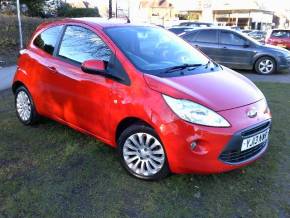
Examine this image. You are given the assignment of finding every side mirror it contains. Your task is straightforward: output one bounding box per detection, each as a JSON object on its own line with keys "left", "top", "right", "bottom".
{"left": 243, "top": 41, "right": 251, "bottom": 48}
{"left": 81, "top": 60, "right": 107, "bottom": 75}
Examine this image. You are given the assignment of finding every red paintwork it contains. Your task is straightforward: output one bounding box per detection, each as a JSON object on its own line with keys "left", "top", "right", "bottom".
{"left": 82, "top": 60, "right": 106, "bottom": 72}
{"left": 13, "top": 19, "right": 272, "bottom": 174}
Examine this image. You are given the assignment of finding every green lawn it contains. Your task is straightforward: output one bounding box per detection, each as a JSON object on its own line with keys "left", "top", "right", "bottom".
{"left": 0, "top": 83, "right": 289, "bottom": 217}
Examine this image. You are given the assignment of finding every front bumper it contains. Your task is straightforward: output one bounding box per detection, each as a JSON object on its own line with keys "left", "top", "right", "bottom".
{"left": 154, "top": 99, "right": 272, "bottom": 174}
{"left": 277, "top": 56, "right": 290, "bottom": 73}
{"left": 219, "top": 120, "right": 271, "bottom": 165}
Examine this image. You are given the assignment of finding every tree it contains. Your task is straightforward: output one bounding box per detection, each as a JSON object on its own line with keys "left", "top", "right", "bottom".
{"left": 20, "top": 0, "right": 47, "bottom": 16}
{"left": 0, "top": 0, "right": 60, "bottom": 16}
{"left": 57, "top": 2, "right": 100, "bottom": 18}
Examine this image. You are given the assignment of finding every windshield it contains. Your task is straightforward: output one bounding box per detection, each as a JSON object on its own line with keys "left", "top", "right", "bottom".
{"left": 105, "top": 26, "right": 209, "bottom": 74}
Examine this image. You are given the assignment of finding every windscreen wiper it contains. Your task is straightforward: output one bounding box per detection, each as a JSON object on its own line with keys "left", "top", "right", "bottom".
{"left": 163, "top": 63, "right": 203, "bottom": 74}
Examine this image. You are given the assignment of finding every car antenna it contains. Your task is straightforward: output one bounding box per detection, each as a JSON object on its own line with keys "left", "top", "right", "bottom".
{"left": 125, "top": 16, "right": 131, "bottom": 23}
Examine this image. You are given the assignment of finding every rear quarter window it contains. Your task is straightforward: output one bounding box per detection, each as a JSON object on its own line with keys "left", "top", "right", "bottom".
{"left": 33, "top": 25, "right": 63, "bottom": 55}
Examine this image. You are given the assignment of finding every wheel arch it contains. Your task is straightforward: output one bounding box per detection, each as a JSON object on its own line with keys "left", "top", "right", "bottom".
{"left": 12, "top": 81, "right": 27, "bottom": 94}
{"left": 115, "top": 117, "right": 154, "bottom": 145}
{"left": 252, "top": 54, "right": 277, "bottom": 70}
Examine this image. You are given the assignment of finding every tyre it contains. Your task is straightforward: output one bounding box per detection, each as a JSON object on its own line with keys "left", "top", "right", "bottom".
{"left": 15, "top": 86, "right": 39, "bottom": 125}
{"left": 254, "top": 56, "right": 276, "bottom": 75}
{"left": 118, "top": 124, "right": 170, "bottom": 180}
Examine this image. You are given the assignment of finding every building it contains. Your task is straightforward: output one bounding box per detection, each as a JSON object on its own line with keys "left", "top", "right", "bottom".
{"left": 137, "top": 0, "right": 176, "bottom": 25}
{"left": 65, "top": 0, "right": 177, "bottom": 26}
{"left": 177, "top": 0, "right": 290, "bottom": 30}
{"left": 178, "top": 0, "right": 275, "bottom": 30}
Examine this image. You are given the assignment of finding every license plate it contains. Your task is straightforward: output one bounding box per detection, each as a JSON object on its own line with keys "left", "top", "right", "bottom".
{"left": 241, "top": 129, "right": 269, "bottom": 151}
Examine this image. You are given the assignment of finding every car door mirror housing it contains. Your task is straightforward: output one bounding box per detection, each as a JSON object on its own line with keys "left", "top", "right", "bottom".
{"left": 81, "top": 60, "right": 107, "bottom": 75}
{"left": 243, "top": 41, "right": 251, "bottom": 48}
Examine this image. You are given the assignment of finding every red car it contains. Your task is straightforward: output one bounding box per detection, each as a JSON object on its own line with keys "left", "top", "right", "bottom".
{"left": 266, "top": 29, "right": 290, "bottom": 49}
{"left": 13, "top": 18, "right": 272, "bottom": 180}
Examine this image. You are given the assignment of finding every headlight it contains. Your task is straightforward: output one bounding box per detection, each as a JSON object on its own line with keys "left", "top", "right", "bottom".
{"left": 163, "top": 95, "right": 230, "bottom": 127}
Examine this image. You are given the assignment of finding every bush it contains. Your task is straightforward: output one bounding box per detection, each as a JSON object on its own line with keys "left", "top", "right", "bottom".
{"left": 0, "top": 15, "right": 42, "bottom": 47}
{"left": 57, "top": 3, "right": 100, "bottom": 18}
{"left": 60, "top": 8, "right": 100, "bottom": 18}
{"left": 0, "top": 14, "right": 54, "bottom": 66}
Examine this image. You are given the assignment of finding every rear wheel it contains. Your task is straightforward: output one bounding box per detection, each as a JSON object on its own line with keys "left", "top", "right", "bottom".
{"left": 15, "top": 86, "right": 39, "bottom": 125}
{"left": 255, "top": 56, "right": 276, "bottom": 75}
{"left": 118, "top": 124, "right": 169, "bottom": 180}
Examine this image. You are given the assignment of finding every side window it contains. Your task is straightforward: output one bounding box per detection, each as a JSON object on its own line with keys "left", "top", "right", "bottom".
{"left": 58, "top": 26, "right": 112, "bottom": 63}
{"left": 195, "top": 30, "right": 218, "bottom": 43}
{"left": 220, "top": 31, "right": 246, "bottom": 46}
{"left": 33, "top": 25, "right": 63, "bottom": 55}
{"left": 182, "top": 31, "right": 198, "bottom": 42}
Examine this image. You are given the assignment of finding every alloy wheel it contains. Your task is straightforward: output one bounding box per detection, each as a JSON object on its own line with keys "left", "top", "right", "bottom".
{"left": 16, "top": 91, "right": 32, "bottom": 122}
{"left": 123, "top": 132, "right": 165, "bottom": 177}
{"left": 258, "top": 59, "right": 274, "bottom": 74}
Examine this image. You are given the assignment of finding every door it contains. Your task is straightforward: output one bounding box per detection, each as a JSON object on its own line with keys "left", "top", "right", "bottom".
{"left": 218, "top": 30, "right": 256, "bottom": 69}
{"left": 186, "top": 29, "right": 219, "bottom": 61}
{"left": 48, "top": 25, "right": 115, "bottom": 140}
{"left": 29, "top": 25, "right": 64, "bottom": 115}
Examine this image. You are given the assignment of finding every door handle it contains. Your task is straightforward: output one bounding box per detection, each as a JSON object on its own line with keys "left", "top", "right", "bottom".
{"left": 223, "top": 46, "right": 228, "bottom": 49}
{"left": 47, "top": 66, "right": 56, "bottom": 71}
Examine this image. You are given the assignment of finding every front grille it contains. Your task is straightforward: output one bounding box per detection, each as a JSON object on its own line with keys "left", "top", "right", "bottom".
{"left": 220, "top": 141, "right": 267, "bottom": 163}
{"left": 219, "top": 121, "right": 271, "bottom": 164}
{"left": 241, "top": 121, "right": 270, "bottom": 137}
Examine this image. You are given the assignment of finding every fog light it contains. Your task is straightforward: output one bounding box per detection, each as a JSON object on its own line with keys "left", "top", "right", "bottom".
{"left": 190, "top": 141, "right": 197, "bottom": 150}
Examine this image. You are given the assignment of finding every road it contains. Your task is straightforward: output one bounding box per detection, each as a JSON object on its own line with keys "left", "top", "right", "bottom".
{"left": 239, "top": 70, "right": 290, "bottom": 84}
{"left": 0, "top": 65, "right": 17, "bottom": 91}
{"left": 0, "top": 65, "right": 289, "bottom": 92}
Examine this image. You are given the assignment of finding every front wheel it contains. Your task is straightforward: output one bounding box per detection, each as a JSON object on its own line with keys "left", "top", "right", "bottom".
{"left": 254, "top": 56, "right": 276, "bottom": 75}
{"left": 118, "top": 124, "right": 170, "bottom": 180}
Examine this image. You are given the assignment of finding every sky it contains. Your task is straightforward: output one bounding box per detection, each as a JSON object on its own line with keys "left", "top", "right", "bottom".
{"left": 66, "top": 0, "right": 290, "bottom": 14}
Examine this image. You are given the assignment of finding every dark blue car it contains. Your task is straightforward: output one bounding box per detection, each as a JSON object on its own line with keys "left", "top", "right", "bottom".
{"left": 181, "top": 28, "right": 290, "bottom": 74}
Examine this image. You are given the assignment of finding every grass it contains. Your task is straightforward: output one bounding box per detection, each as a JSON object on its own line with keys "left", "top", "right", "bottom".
{"left": 0, "top": 82, "right": 289, "bottom": 217}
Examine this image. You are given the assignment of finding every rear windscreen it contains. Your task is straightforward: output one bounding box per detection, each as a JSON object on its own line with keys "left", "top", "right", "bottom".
{"left": 271, "top": 30, "right": 290, "bottom": 38}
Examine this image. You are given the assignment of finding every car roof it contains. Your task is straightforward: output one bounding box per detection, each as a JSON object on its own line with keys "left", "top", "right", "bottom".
{"left": 270, "top": 29, "right": 290, "bottom": 31}
{"left": 169, "top": 26, "right": 195, "bottom": 29}
{"left": 40, "top": 17, "right": 154, "bottom": 30}
{"left": 181, "top": 27, "right": 238, "bottom": 35}
{"left": 180, "top": 21, "right": 212, "bottom": 24}
{"left": 71, "top": 17, "right": 132, "bottom": 28}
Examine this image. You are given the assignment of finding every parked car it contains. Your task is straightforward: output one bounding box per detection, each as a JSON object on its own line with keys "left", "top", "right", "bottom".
{"left": 266, "top": 29, "right": 290, "bottom": 50}
{"left": 13, "top": 18, "right": 272, "bottom": 180}
{"left": 248, "top": 30, "right": 267, "bottom": 43}
{"left": 242, "top": 30, "right": 252, "bottom": 34}
{"left": 178, "top": 21, "right": 214, "bottom": 28}
{"left": 167, "top": 26, "right": 195, "bottom": 35}
{"left": 230, "top": 26, "right": 241, "bottom": 32}
{"left": 181, "top": 27, "right": 290, "bottom": 74}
